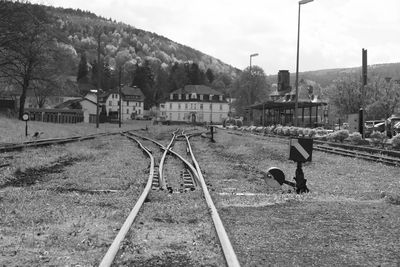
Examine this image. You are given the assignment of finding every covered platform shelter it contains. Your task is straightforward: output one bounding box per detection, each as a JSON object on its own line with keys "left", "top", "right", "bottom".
{"left": 245, "top": 97, "right": 328, "bottom": 127}
{"left": 244, "top": 70, "right": 329, "bottom": 127}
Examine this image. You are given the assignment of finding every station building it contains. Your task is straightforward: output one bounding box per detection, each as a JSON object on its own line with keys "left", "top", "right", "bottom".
{"left": 162, "top": 85, "right": 230, "bottom": 123}
{"left": 246, "top": 70, "right": 328, "bottom": 127}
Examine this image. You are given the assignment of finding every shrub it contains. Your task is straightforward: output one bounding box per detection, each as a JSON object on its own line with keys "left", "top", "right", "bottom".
{"left": 348, "top": 132, "right": 363, "bottom": 145}
{"left": 274, "top": 126, "right": 283, "bottom": 135}
{"left": 390, "top": 134, "right": 400, "bottom": 149}
{"left": 370, "top": 131, "right": 387, "bottom": 147}
{"left": 289, "top": 127, "right": 299, "bottom": 136}
{"left": 282, "top": 127, "right": 290, "bottom": 136}
{"left": 327, "top": 130, "right": 349, "bottom": 142}
{"left": 308, "top": 129, "right": 316, "bottom": 138}
{"left": 334, "top": 130, "right": 350, "bottom": 142}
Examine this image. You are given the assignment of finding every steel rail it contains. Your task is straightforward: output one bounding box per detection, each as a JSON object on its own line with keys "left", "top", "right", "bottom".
{"left": 0, "top": 132, "right": 115, "bottom": 153}
{"left": 314, "top": 144, "right": 400, "bottom": 166}
{"left": 224, "top": 129, "right": 400, "bottom": 167}
{"left": 99, "top": 134, "right": 155, "bottom": 267}
{"left": 126, "top": 131, "right": 200, "bottom": 187}
{"left": 158, "top": 130, "right": 179, "bottom": 190}
{"left": 184, "top": 134, "right": 241, "bottom": 267}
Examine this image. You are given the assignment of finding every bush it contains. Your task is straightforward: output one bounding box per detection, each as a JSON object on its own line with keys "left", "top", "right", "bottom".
{"left": 370, "top": 131, "right": 387, "bottom": 147}
{"left": 289, "top": 127, "right": 299, "bottom": 136}
{"left": 308, "top": 129, "right": 316, "bottom": 138}
{"left": 274, "top": 126, "right": 283, "bottom": 135}
{"left": 335, "top": 130, "right": 350, "bottom": 142}
{"left": 348, "top": 132, "right": 363, "bottom": 145}
{"left": 327, "top": 130, "right": 349, "bottom": 142}
{"left": 390, "top": 134, "right": 400, "bottom": 149}
{"left": 282, "top": 127, "right": 290, "bottom": 136}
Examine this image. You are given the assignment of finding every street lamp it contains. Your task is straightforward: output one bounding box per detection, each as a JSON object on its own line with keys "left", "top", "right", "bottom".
{"left": 294, "top": 0, "right": 313, "bottom": 127}
{"left": 249, "top": 53, "right": 259, "bottom": 106}
{"left": 249, "top": 53, "right": 259, "bottom": 75}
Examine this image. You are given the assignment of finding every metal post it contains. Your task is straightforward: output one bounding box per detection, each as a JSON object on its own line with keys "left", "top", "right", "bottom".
{"left": 96, "top": 32, "right": 101, "bottom": 129}
{"left": 294, "top": 4, "right": 301, "bottom": 127}
{"left": 119, "top": 68, "right": 122, "bottom": 128}
{"left": 294, "top": 0, "right": 313, "bottom": 127}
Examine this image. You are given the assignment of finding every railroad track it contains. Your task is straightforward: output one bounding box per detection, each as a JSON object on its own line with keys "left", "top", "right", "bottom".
{"left": 224, "top": 128, "right": 400, "bottom": 167}
{"left": 314, "top": 144, "right": 400, "bottom": 166}
{"left": 0, "top": 132, "right": 113, "bottom": 153}
{"left": 100, "top": 130, "right": 240, "bottom": 267}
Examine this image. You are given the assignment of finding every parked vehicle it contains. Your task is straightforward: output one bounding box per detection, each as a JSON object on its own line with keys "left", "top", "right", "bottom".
{"left": 364, "top": 120, "right": 385, "bottom": 138}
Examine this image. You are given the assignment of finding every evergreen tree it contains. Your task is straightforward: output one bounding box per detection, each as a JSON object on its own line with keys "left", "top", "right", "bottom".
{"left": 206, "top": 68, "right": 215, "bottom": 84}
{"left": 77, "top": 52, "right": 88, "bottom": 82}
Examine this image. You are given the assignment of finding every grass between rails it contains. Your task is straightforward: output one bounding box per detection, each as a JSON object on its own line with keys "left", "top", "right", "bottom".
{"left": 191, "top": 130, "right": 400, "bottom": 266}
{"left": 0, "top": 135, "right": 149, "bottom": 266}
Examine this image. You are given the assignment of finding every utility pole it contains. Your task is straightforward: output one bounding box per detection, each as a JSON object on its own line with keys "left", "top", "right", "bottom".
{"left": 359, "top": 48, "right": 367, "bottom": 137}
{"left": 96, "top": 31, "right": 101, "bottom": 128}
{"left": 119, "top": 67, "right": 122, "bottom": 128}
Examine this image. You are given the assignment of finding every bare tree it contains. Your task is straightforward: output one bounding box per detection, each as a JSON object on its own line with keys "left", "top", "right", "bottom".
{"left": 0, "top": 2, "right": 71, "bottom": 119}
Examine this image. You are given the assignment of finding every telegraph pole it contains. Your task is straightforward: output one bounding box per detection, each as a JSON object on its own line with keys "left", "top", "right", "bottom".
{"left": 359, "top": 48, "right": 367, "bottom": 137}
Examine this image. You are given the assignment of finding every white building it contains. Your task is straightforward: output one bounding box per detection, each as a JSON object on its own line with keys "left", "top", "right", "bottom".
{"left": 104, "top": 85, "right": 145, "bottom": 120}
{"left": 162, "top": 85, "right": 229, "bottom": 123}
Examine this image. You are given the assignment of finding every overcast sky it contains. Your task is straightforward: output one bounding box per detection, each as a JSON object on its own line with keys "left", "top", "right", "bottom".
{"left": 36, "top": 0, "right": 400, "bottom": 75}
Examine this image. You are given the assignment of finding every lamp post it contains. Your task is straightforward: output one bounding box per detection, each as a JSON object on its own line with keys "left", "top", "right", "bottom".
{"left": 294, "top": 0, "right": 313, "bottom": 127}
{"left": 249, "top": 53, "right": 259, "bottom": 105}
{"left": 249, "top": 53, "right": 259, "bottom": 75}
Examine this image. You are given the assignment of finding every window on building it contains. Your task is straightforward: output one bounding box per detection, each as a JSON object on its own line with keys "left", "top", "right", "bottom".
{"left": 200, "top": 104, "right": 203, "bottom": 109}
{"left": 178, "top": 103, "right": 181, "bottom": 109}
{"left": 109, "top": 101, "right": 112, "bottom": 106}
{"left": 220, "top": 104, "right": 222, "bottom": 110}
{"left": 138, "top": 109, "right": 141, "bottom": 114}
{"left": 210, "top": 104, "right": 212, "bottom": 110}
{"left": 127, "top": 101, "right": 129, "bottom": 106}
{"left": 185, "top": 103, "right": 188, "bottom": 109}
{"left": 170, "top": 103, "right": 172, "bottom": 109}
{"left": 112, "top": 94, "right": 114, "bottom": 99}
{"left": 169, "top": 113, "right": 172, "bottom": 119}
{"left": 127, "top": 108, "right": 129, "bottom": 114}
{"left": 178, "top": 113, "right": 181, "bottom": 120}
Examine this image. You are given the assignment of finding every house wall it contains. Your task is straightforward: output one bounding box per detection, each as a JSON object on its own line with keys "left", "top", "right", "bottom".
{"left": 105, "top": 93, "right": 144, "bottom": 120}
{"left": 80, "top": 99, "right": 97, "bottom": 123}
{"left": 163, "top": 101, "right": 229, "bottom": 123}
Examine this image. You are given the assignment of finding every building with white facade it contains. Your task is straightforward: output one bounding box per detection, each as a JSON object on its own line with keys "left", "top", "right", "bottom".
{"left": 104, "top": 85, "right": 144, "bottom": 120}
{"left": 162, "top": 85, "right": 229, "bottom": 123}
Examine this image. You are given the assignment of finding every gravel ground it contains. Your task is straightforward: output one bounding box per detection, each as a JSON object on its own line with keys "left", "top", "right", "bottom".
{"left": 191, "top": 129, "right": 400, "bottom": 266}
{"left": 0, "top": 135, "right": 149, "bottom": 266}
{"left": 1, "top": 125, "right": 399, "bottom": 266}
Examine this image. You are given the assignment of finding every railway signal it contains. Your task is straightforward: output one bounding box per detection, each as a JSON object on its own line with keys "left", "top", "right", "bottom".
{"left": 268, "top": 138, "right": 312, "bottom": 193}
{"left": 289, "top": 137, "right": 312, "bottom": 193}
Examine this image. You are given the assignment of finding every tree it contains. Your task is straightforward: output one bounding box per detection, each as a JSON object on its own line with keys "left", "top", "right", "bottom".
{"left": 365, "top": 77, "right": 400, "bottom": 120}
{"left": 0, "top": 2, "right": 70, "bottom": 119}
{"left": 168, "top": 62, "right": 189, "bottom": 92}
{"left": 231, "top": 66, "right": 270, "bottom": 115}
{"left": 326, "top": 75, "right": 363, "bottom": 117}
{"left": 132, "top": 61, "right": 154, "bottom": 109}
{"left": 206, "top": 68, "right": 215, "bottom": 84}
{"left": 77, "top": 52, "right": 89, "bottom": 82}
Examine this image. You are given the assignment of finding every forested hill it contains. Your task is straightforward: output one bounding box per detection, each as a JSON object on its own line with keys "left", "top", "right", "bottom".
{"left": 267, "top": 63, "right": 400, "bottom": 88}
{"left": 49, "top": 6, "right": 240, "bottom": 76}
{"left": 1, "top": 1, "right": 240, "bottom": 109}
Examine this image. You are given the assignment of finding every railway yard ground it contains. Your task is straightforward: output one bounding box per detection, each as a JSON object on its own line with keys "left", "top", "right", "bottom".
{"left": 0, "top": 117, "right": 399, "bottom": 266}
